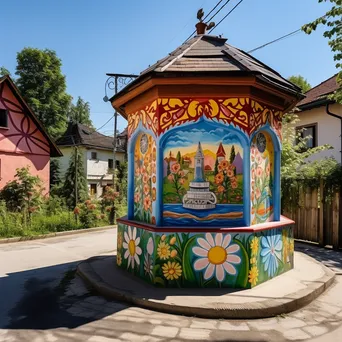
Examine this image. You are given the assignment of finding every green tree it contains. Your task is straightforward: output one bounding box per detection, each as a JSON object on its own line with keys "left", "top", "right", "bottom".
{"left": 302, "top": 1, "right": 342, "bottom": 103}
{"left": 288, "top": 75, "right": 312, "bottom": 93}
{"left": 15, "top": 48, "right": 72, "bottom": 138}
{"left": 229, "top": 145, "right": 236, "bottom": 164}
{"left": 214, "top": 158, "right": 219, "bottom": 175}
{"left": 0, "top": 66, "right": 10, "bottom": 77}
{"left": 63, "top": 147, "right": 88, "bottom": 209}
{"left": 176, "top": 151, "right": 182, "bottom": 164}
{"left": 68, "top": 96, "right": 93, "bottom": 127}
{"left": 50, "top": 158, "right": 61, "bottom": 188}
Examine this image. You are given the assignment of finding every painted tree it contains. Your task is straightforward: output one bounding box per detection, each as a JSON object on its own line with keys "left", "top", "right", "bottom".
{"left": 214, "top": 158, "right": 219, "bottom": 175}
{"left": 63, "top": 147, "right": 88, "bottom": 209}
{"left": 15, "top": 48, "right": 72, "bottom": 138}
{"left": 176, "top": 151, "right": 182, "bottom": 164}
{"left": 68, "top": 96, "right": 94, "bottom": 127}
{"left": 229, "top": 145, "right": 236, "bottom": 164}
{"left": 288, "top": 75, "right": 312, "bottom": 93}
{"left": 302, "top": 0, "right": 342, "bottom": 103}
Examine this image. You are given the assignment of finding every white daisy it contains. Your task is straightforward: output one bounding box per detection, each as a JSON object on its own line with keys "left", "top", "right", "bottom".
{"left": 123, "top": 226, "right": 142, "bottom": 269}
{"left": 192, "top": 233, "right": 241, "bottom": 282}
{"left": 147, "top": 236, "right": 154, "bottom": 255}
{"left": 144, "top": 254, "right": 154, "bottom": 279}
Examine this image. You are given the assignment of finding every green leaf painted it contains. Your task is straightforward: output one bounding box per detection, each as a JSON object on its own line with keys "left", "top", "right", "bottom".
{"left": 154, "top": 276, "right": 165, "bottom": 287}
{"left": 233, "top": 239, "right": 249, "bottom": 288}
{"left": 182, "top": 236, "right": 197, "bottom": 284}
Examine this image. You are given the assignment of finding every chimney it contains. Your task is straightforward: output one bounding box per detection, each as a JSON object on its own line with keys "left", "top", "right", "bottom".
{"left": 196, "top": 22, "right": 207, "bottom": 35}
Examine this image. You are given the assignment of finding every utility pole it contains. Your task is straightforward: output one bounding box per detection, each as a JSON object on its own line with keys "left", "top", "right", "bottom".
{"left": 71, "top": 134, "right": 78, "bottom": 207}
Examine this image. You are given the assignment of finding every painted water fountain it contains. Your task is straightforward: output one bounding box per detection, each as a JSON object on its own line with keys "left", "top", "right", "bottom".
{"left": 111, "top": 20, "right": 303, "bottom": 289}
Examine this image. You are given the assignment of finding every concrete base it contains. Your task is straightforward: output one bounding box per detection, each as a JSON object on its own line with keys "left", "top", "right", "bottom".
{"left": 77, "top": 251, "right": 335, "bottom": 319}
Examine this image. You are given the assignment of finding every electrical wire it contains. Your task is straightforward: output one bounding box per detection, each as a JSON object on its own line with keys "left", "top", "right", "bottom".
{"left": 247, "top": 28, "right": 302, "bottom": 54}
{"left": 208, "top": 0, "right": 244, "bottom": 34}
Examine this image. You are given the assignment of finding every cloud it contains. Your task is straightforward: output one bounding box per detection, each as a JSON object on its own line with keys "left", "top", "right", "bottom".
{"left": 222, "top": 132, "right": 241, "bottom": 144}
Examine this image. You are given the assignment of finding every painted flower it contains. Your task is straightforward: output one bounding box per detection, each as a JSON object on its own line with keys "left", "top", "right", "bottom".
{"left": 134, "top": 192, "right": 141, "bottom": 203}
{"left": 135, "top": 167, "right": 140, "bottom": 177}
{"left": 256, "top": 167, "right": 263, "bottom": 178}
{"left": 251, "top": 169, "right": 256, "bottom": 180}
{"left": 218, "top": 165, "right": 223, "bottom": 172}
{"left": 250, "top": 257, "right": 256, "bottom": 264}
{"left": 218, "top": 185, "right": 225, "bottom": 193}
{"left": 147, "top": 236, "right": 154, "bottom": 255}
{"left": 179, "top": 178, "right": 185, "bottom": 185}
{"left": 266, "top": 164, "right": 271, "bottom": 175}
{"left": 143, "top": 196, "right": 152, "bottom": 212}
{"left": 170, "top": 250, "right": 178, "bottom": 258}
{"left": 152, "top": 175, "right": 156, "bottom": 183}
{"left": 152, "top": 147, "right": 156, "bottom": 161}
{"left": 123, "top": 226, "right": 142, "bottom": 269}
{"left": 157, "top": 241, "right": 171, "bottom": 260}
{"left": 227, "top": 170, "right": 234, "bottom": 178}
{"left": 215, "top": 173, "right": 224, "bottom": 184}
{"left": 192, "top": 233, "right": 241, "bottom": 282}
{"left": 117, "top": 252, "right": 122, "bottom": 266}
{"left": 151, "top": 163, "right": 156, "bottom": 174}
{"left": 261, "top": 232, "right": 283, "bottom": 277}
{"left": 171, "top": 163, "right": 181, "bottom": 174}
{"left": 168, "top": 174, "right": 174, "bottom": 182}
{"left": 289, "top": 240, "right": 295, "bottom": 254}
{"left": 152, "top": 187, "right": 156, "bottom": 201}
{"left": 220, "top": 160, "right": 229, "bottom": 170}
{"left": 162, "top": 261, "right": 182, "bottom": 280}
{"left": 250, "top": 236, "right": 259, "bottom": 256}
{"left": 256, "top": 188, "right": 261, "bottom": 199}
{"left": 151, "top": 216, "right": 156, "bottom": 225}
{"left": 178, "top": 170, "right": 185, "bottom": 177}
{"left": 231, "top": 182, "right": 238, "bottom": 189}
{"left": 144, "top": 254, "right": 153, "bottom": 279}
{"left": 143, "top": 184, "right": 150, "bottom": 196}
{"left": 117, "top": 233, "right": 123, "bottom": 249}
{"left": 251, "top": 147, "right": 256, "bottom": 161}
{"left": 169, "top": 236, "right": 177, "bottom": 245}
{"left": 248, "top": 265, "right": 259, "bottom": 287}
{"left": 143, "top": 174, "right": 149, "bottom": 184}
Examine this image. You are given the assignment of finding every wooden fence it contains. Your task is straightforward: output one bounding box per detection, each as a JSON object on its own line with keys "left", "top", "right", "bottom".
{"left": 282, "top": 181, "right": 342, "bottom": 250}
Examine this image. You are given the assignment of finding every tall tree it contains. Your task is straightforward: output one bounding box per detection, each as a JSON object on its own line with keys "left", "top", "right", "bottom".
{"left": 214, "top": 158, "right": 219, "bottom": 175}
{"left": 0, "top": 66, "right": 10, "bottom": 77}
{"left": 50, "top": 158, "right": 61, "bottom": 188}
{"left": 69, "top": 96, "right": 93, "bottom": 127}
{"left": 15, "top": 48, "right": 72, "bottom": 138}
{"left": 302, "top": 0, "right": 342, "bottom": 103}
{"left": 229, "top": 145, "right": 236, "bottom": 164}
{"left": 288, "top": 75, "right": 312, "bottom": 93}
{"left": 63, "top": 147, "right": 88, "bottom": 209}
{"left": 176, "top": 151, "right": 182, "bottom": 164}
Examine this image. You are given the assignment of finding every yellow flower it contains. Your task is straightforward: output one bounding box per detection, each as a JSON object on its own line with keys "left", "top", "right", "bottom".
{"left": 170, "top": 236, "right": 177, "bottom": 245}
{"left": 117, "top": 234, "right": 123, "bottom": 249}
{"left": 157, "top": 241, "right": 171, "bottom": 260}
{"left": 170, "top": 250, "right": 178, "bottom": 258}
{"left": 117, "top": 253, "right": 122, "bottom": 266}
{"left": 248, "top": 265, "right": 259, "bottom": 287}
{"left": 162, "top": 261, "right": 182, "bottom": 280}
{"left": 250, "top": 257, "right": 256, "bottom": 265}
{"left": 161, "top": 234, "right": 167, "bottom": 241}
{"left": 250, "top": 237, "right": 259, "bottom": 256}
{"left": 289, "top": 240, "right": 294, "bottom": 253}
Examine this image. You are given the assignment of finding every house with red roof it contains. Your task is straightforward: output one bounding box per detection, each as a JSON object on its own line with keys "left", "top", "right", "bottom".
{"left": 295, "top": 74, "right": 341, "bottom": 163}
{"left": 216, "top": 142, "right": 226, "bottom": 162}
{"left": 0, "top": 76, "right": 61, "bottom": 192}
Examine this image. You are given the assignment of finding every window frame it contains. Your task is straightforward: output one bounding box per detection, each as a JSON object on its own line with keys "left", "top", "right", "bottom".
{"left": 296, "top": 123, "right": 318, "bottom": 150}
{"left": 108, "top": 158, "right": 114, "bottom": 170}
{"left": 90, "top": 183, "right": 97, "bottom": 196}
{"left": 90, "top": 151, "right": 98, "bottom": 160}
{"left": 0, "top": 109, "right": 8, "bottom": 129}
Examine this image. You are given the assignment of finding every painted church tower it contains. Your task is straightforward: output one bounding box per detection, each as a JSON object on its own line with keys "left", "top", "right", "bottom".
{"left": 194, "top": 142, "right": 205, "bottom": 182}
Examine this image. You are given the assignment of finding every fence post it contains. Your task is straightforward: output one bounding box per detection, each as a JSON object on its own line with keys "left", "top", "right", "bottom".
{"left": 332, "top": 191, "right": 340, "bottom": 250}
{"left": 319, "top": 180, "right": 324, "bottom": 246}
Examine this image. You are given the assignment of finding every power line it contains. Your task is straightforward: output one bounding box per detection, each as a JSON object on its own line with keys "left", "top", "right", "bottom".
{"left": 247, "top": 28, "right": 302, "bottom": 54}
{"left": 208, "top": 0, "right": 244, "bottom": 34}
{"left": 94, "top": 115, "right": 114, "bottom": 132}
{"left": 184, "top": 0, "right": 232, "bottom": 42}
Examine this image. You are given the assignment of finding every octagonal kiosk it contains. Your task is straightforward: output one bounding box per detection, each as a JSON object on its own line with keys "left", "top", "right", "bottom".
{"left": 111, "top": 28, "right": 303, "bottom": 288}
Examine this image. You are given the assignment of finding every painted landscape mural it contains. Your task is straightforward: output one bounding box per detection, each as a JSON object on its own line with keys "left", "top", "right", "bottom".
{"left": 117, "top": 223, "right": 294, "bottom": 288}
{"left": 134, "top": 133, "right": 157, "bottom": 224}
{"left": 162, "top": 123, "right": 245, "bottom": 226}
{"left": 250, "top": 131, "right": 274, "bottom": 224}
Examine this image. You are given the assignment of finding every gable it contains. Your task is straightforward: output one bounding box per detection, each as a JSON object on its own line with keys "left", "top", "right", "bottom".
{"left": 0, "top": 82, "right": 51, "bottom": 155}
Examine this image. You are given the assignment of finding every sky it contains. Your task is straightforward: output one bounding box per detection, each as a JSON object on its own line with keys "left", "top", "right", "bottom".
{"left": 0, "top": 0, "right": 336, "bottom": 135}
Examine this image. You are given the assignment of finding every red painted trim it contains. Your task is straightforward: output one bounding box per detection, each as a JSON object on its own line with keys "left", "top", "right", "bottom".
{"left": 117, "top": 216, "right": 294, "bottom": 233}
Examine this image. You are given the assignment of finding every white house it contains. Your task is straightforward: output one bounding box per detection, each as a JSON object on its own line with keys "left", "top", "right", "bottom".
{"left": 57, "top": 122, "right": 127, "bottom": 198}
{"left": 294, "top": 74, "right": 342, "bottom": 164}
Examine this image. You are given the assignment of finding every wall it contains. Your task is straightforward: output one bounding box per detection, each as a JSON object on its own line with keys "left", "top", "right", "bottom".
{"left": 295, "top": 103, "right": 342, "bottom": 163}
{"left": 0, "top": 82, "right": 51, "bottom": 191}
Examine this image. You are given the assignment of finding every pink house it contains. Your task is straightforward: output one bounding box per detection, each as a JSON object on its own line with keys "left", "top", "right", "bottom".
{"left": 0, "top": 75, "right": 61, "bottom": 192}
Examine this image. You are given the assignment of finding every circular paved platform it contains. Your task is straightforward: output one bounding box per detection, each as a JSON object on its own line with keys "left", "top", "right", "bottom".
{"left": 77, "top": 251, "right": 335, "bottom": 319}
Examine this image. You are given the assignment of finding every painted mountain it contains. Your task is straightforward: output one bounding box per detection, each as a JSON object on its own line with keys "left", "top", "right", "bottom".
{"left": 183, "top": 149, "right": 216, "bottom": 169}
{"left": 232, "top": 152, "right": 243, "bottom": 174}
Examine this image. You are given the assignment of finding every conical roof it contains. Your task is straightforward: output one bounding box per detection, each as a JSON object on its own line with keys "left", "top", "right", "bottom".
{"left": 111, "top": 35, "right": 301, "bottom": 102}
{"left": 195, "top": 142, "right": 204, "bottom": 159}
{"left": 216, "top": 142, "right": 226, "bottom": 158}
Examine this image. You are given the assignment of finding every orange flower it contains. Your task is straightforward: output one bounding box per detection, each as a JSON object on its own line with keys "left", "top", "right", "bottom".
{"left": 144, "top": 196, "right": 152, "bottom": 212}
{"left": 151, "top": 162, "right": 156, "bottom": 174}
{"left": 227, "top": 170, "right": 234, "bottom": 178}
{"left": 215, "top": 173, "right": 224, "bottom": 184}
{"left": 171, "top": 163, "right": 181, "bottom": 174}
{"left": 152, "top": 175, "right": 156, "bottom": 183}
{"left": 178, "top": 170, "right": 185, "bottom": 177}
{"left": 256, "top": 167, "right": 263, "bottom": 178}
{"left": 231, "top": 176, "right": 237, "bottom": 183}
{"left": 251, "top": 180, "right": 255, "bottom": 189}
{"left": 143, "top": 174, "right": 149, "bottom": 184}
{"left": 73, "top": 207, "right": 80, "bottom": 215}
{"left": 251, "top": 169, "right": 255, "bottom": 180}
{"left": 231, "top": 182, "right": 238, "bottom": 189}
{"left": 152, "top": 147, "right": 156, "bottom": 161}
{"left": 220, "top": 160, "right": 229, "bottom": 170}
{"left": 266, "top": 164, "right": 271, "bottom": 175}
{"left": 151, "top": 216, "right": 156, "bottom": 224}
{"left": 135, "top": 167, "right": 140, "bottom": 176}
{"left": 144, "top": 184, "right": 150, "bottom": 196}
{"left": 152, "top": 187, "right": 156, "bottom": 201}
{"left": 134, "top": 193, "right": 141, "bottom": 203}
{"left": 218, "top": 185, "right": 225, "bottom": 193}
{"left": 179, "top": 178, "right": 185, "bottom": 185}
{"left": 168, "top": 174, "right": 174, "bottom": 182}
{"left": 141, "top": 166, "right": 146, "bottom": 175}
{"left": 251, "top": 147, "right": 256, "bottom": 161}
{"left": 218, "top": 165, "right": 223, "bottom": 172}
{"left": 256, "top": 188, "right": 261, "bottom": 199}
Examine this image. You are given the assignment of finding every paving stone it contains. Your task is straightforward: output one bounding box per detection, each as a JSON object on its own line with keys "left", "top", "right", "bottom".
{"left": 190, "top": 319, "right": 217, "bottom": 329}
{"left": 217, "top": 321, "right": 250, "bottom": 331}
{"left": 151, "top": 325, "right": 179, "bottom": 338}
{"left": 303, "top": 325, "right": 329, "bottom": 337}
{"left": 112, "top": 315, "right": 146, "bottom": 323}
{"left": 278, "top": 317, "right": 306, "bottom": 329}
{"left": 283, "top": 328, "right": 311, "bottom": 341}
{"left": 248, "top": 318, "right": 283, "bottom": 331}
{"left": 44, "top": 333, "right": 58, "bottom": 342}
{"left": 88, "top": 336, "right": 121, "bottom": 342}
{"left": 178, "top": 328, "right": 211, "bottom": 340}
{"left": 120, "top": 332, "right": 162, "bottom": 341}
{"left": 317, "top": 302, "right": 341, "bottom": 315}
{"left": 148, "top": 319, "right": 162, "bottom": 325}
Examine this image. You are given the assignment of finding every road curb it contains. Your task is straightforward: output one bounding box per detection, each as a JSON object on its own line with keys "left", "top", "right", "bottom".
{"left": 0, "top": 225, "right": 116, "bottom": 244}
{"left": 77, "top": 253, "right": 336, "bottom": 319}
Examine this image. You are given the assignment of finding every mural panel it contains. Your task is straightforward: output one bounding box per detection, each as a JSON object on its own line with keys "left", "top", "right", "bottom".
{"left": 134, "top": 133, "right": 157, "bottom": 224}
{"left": 250, "top": 131, "right": 274, "bottom": 225}
{"left": 162, "top": 122, "right": 244, "bottom": 226}
{"left": 117, "top": 223, "right": 294, "bottom": 288}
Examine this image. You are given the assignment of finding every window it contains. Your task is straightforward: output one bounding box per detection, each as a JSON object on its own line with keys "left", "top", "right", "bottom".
{"left": 108, "top": 159, "right": 114, "bottom": 169}
{"left": 90, "top": 184, "right": 97, "bottom": 196}
{"left": 0, "top": 109, "right": 8, "bottom": 128}
{"left": 296, "top": 124, "right": 317, "bottom": 149}
{"left": 116, "top": 160, "right": 120, "bottom": 168}
{"left": 91, "top": 152, "right": 97, "bottom": 160}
